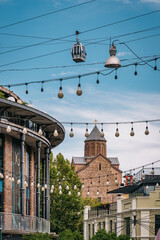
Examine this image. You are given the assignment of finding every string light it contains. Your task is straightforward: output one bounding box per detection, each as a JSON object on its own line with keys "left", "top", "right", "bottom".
{"left": 41, "top": 81, "right": 44, "bottom": 92}
{"left": 38, "top": 127, "right": 43, "bottom": 136}
{"left": 100, "top": 123, "right": 104, "bottom": 137}
{"left": 22, "top": 127, "right": 27, "bottom": 135}
{"left": 106, "top": 178, "right": 109, "bottom": 186}
{"left": 59, "top": 190, "right": 62, "bottom": 195}
{"left": 130, "top": 122, "right": 135, "bottom": 137}
{"left": 50, "top": 188, "right": 53, "bottom": 193}
{"left": 154, "top": 58, "right": 157, "bottom": 71}
{"left": 31, "top": 181, "right": 34, "bottom": 187}
{"left": 37, "top": 183, "right": 40, "bottom": 188}
{"left": 85, "top": 123, "right": 89, "bottom": 137}
{"left": 76, "top": 76, "right": 82, "bottom": 96}
{"left": 6, "top": 126, "right": 11, "bottom": 133}
{"left": 134, "top": 63, "right": 138, "bottom": 75}
{"left": 145, "top": 121, "right": 149, "bottom": 135}
{"left": 96, "top": 189, "right": 99, "bottom": 195}
{"left": 42, "top": 186, "right": 45, "bottom": 191}
{"left": 69, "top": 123, "right": 74, "bottom": 137}
{"left": 142, "top": 167, "right": 145, "bottom": 179}
{"left": 59, "top": 184, "right": 62, "bottom": 190}
{"left": 25, "top": 83, "right": 28, "bottom": 94}
{"left": 17, "top": 179, "right": 20, "bottom": 185}
{"left": 87, "top": 188, "right": 90, "bottom": 196}
{"left": 78, "top": 191, "right": 81, "bottom": 196}
{"left": 151, "top": 163, "right": 154, "bottom": 175}
{"left": 51, "top": 184, "right": 54, "bottom": 189}
{"left": 74, "top": 185, "right": 77, "bottom": 190}
{"left": 68, "top": 191, "right": 71, "bottom": 196}
{"left": 54, "top": 127, "right": 58, "bottom": 137}
{"left": 96, "top": 72, "right": 100, "bottom": 84}
{"left": 115, "top": 123, "right": 120, "bottom": 137}
{"left": 115, "top": 69, "right": 118, "bottom": 79}
{"left": 58, "top": 79, "right": 64, "bottom": 99}
{"left": 44, "top": 184, "right": 47, "bottom": 189}
{"left": 66, "top": 185, "right": 69, "bottom": 190}
{"left": 82, "top": 183, "right": 84, "bottom": 189}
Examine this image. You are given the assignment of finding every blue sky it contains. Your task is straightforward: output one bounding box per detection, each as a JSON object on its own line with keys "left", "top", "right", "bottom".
{"left": 0, "top": 0, "right": 160, "bottom": 172}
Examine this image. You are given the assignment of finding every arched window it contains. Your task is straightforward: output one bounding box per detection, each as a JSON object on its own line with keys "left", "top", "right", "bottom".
{"left": 97, "top": 144, "right": 100, "bottom": 155}
{"left": 91, "top": 144, "right": 95, "bottom": 156}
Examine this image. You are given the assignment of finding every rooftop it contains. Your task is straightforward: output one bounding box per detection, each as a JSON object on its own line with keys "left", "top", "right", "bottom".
{"left": 85, "top": 125, "right": 106, "bottom": 142}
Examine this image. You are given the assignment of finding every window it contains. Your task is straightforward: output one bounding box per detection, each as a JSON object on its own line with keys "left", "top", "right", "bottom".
{"left": 155, "top": 215, "right": 160, "bottom": 235}
{"left": 110, "top": 220, "right": 112, "bottom": 232}
{"left": 0, "top": 135, "right": 3, "bottom": 212}
{"left": 103, "top": 221, "right": 105, "bottom": 229}
{"left": 125, "top": 217, "right": 130, "bottom": 236}
{"left": 92, "top": 224, "right": 94, "bottom": 235}
{"left": 99, "top": 163, "right": 101, "bottom": 171}
{"left": 99, "top": 222, "right": 101, "bottom": 230}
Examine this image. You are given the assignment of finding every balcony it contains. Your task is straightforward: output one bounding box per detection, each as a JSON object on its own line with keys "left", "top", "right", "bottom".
{"left": 0, "top": 212, "right": 50, "bottom": 234}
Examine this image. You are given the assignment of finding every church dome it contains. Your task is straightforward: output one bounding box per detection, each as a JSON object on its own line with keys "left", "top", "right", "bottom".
{"left": 85, "top": 125, "right": 106, "bottom": 142}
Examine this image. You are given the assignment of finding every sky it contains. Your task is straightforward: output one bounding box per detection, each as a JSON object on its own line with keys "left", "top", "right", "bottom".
{"left": 0, "top": 0, "right": 160, "bottom": 173}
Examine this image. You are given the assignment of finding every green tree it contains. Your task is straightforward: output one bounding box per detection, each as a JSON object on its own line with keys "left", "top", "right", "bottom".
{"left": 118, "top": 235, "right": 133, "bottom": 240}
{"left": 50, "top": 153, "right": 84, "bottom": 234}
{"left": 90, "top": 229, "right": 117, "bottom": 240}
{"left": 57, "top": 229, "right": 84, "bottom": 240}
{"left": 23, "top": 232, "right": 52, "bottom": 240}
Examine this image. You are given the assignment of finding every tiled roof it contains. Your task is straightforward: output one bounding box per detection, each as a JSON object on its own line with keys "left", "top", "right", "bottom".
{"left": 85, "top": 125, "right": 106, "bottom": 141}
{"left": 72, "top": 157, "right": 86, "bottom": 164}
{"left": 108, "top": 157, "right": 119, "bottom": 165}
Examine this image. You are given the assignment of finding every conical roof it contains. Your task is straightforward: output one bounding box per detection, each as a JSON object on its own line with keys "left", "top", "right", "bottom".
{"left": 85, "top": 125, "right": 106, "bottom": 141}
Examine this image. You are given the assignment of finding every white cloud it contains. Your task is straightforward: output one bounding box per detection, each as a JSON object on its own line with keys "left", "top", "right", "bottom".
{"left": 117, "top": 51, "right": 131, "bottom": 57}
{"left": 140, "top": 0, "right": 160, "bottom": 3}
{"left": 51, "top": 71, "right": 77, "bottom": 77}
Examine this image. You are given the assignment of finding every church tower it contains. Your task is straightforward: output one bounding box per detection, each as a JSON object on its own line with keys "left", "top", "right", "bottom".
{"left": 84, "top": 125, "right": 107, "bottom": 160}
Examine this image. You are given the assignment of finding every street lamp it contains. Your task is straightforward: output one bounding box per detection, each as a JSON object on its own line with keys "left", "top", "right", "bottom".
{"left": 104, "top": 42, "right": 121, "bottom": 68}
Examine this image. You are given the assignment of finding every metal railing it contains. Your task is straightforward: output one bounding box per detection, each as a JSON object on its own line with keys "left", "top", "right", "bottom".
{"left": 88, "top": 202, "right": 117, "bottom": 219}
{"left": 0, "top": 212, "right": 50, "bottom": 233}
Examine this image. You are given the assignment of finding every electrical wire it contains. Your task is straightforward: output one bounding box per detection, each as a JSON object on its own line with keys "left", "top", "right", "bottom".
{"left": 0, "top": 0, "right": 96, "bottom": 30}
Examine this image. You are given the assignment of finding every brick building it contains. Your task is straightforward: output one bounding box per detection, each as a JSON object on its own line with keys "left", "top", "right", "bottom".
{"left": 72, "top": 125, "right": 122, "bottom": 203}
{"left": 0, "top": 87, "right": 65, "bottom": 239}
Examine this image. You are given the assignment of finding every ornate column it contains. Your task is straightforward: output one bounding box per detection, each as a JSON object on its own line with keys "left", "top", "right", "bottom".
{"left": 42, "top": 158, "right": 45, "bottom": 219}
{"left": 45, "top": 148, "right": 50, "bottom": 220}
{"left": 20, "top": 133, "right": 25, "bottom": 216}
{"left": 84, "top": 206, "right": 90, "bottom": 240}
{"left": 36, "top": 141, "right": 41, "bottom": 218}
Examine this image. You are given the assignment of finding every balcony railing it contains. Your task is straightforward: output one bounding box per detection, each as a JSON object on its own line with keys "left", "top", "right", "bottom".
{"left": 0, "top": 212, "right": 50, "bottom": 233}
{"left": 88, "top": 202, "right": 117, "bottom": 219}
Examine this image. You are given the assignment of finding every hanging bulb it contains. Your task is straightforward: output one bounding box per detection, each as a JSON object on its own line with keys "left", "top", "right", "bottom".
{"left": 58, "top": 79, "right": 64, "bottom": 99}
{"left": 68, "top": 191, "right": 71, "bottom": 196}
{"left": 154, "top": 58, "right": 157, "bottom": 71}
{"left": 9, "top": 176, "right": 12, "bottom": 181}
{"left": 69, "top": 123, "right": 74, "bottom": 137}
{"left": 23, "top": 127, "right": 27, "bottom": 135}
{"left": 100, "top": 123, "right": 104, "bottom": 137}
{"left": 50, "top": 188, "right": 53, "bottom": 193}
{"left": 76, "top": 76, "right": 82, "bottom": 96}
{"left": 74, "top": 185, "right": 77, "bottom": 190}
{"left": 78, "top": 191, "right": 81, "bottom": 196}
{"left": 97, "top": 189, "right": 99, "bottom": 195}
{"left": 59, "top": 190, "right": 62, "bottom": 195}
{"left": 145, "top": 122, "right": 149, "bottom": 135}
{"left": 96, "top": 72, "right": 100, "bottom": 84}
{"left": 41, "top": 186, "right": 45, "bottom": 191}
{"left": 130, "top": 122, "right": 135, "bottom": 136}
{"left": 87, "top": 189, "right": 90, "bottom": 196}
{"left": 25, "top": 181, "right": 28, "bottom": 187}
{"left": 54, "top": 128, "right": 58, "bottom": 137}
{"left": 59, "top": 184, "right": 62, "bottom": 190}
{"left": 106, "top": 179, "right": 109, "bottom": 186}
{"left": 6, "top": 174, "right": 8, "bottom": 179}
{"left": 38, "top": 128, "right": 43, "bottom": 136}
{"left": 11, "top": 177, "right": 14, "bottom": 182}
{"left": 51, "top": 184, "right": 54, "bottom": 189}
{"left": 115, "top": 123, "right": 119, "bottom": 137}
{"left": 25, "top": 83, "right": 28, "bottom": 94}
{"left": 31, "top": 181, "right": 34, "bottom": 187}
{"left": 82, "top": 183, "right": 84, "bottom": 189}
{"left": 17, "top": 179, "right": 20, "bottom": 185}
{"left": 41, "top": 81, "right": 44, "bottom": 92}
{"left": 37, "top": 183, "right": 40, "bottom": 188}
{"left": 142, "top": 168, "right": 145, "bottom": 179}
{"left": 151, "top": 163, "right": 154, "bottom": 175}
{"left": 44, "top": 184, "right": 47, "bottom": 189}
{"left": 115, "top": 178, "right": 118, "bottom": 184}
{"left": 156, "top": 183, "right": 159, "bottom": 188}
{"left": 146, "top": 185, "right": 149, "bottom": 190}
{"left": 85, "top": 123, "right": 89, "bottom": 137}
{"left": 66, "top": 185, "right": 69, "bottom": 190}
{"left": 115, "top": 69, "right": 118, "bottom": 79}
{"left": 6, "top": 126, "right": 11, "bottom": 133}
{"left": 134, "top": 63, "right": 138, "bottom": 75}
{"left": 133, "top": 174, "right": 136, "bottom": 181}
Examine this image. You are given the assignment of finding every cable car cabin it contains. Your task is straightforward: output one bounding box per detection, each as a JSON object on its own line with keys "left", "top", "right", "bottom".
{"left": 71, "top": 43, "right": 87, "bottom": 63}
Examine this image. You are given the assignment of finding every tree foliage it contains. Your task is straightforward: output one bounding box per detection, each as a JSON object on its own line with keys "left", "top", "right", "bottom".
{"left": 57, "top": 229, "right": 84, "bottom": 240}
{"left": 50, "top": 153, "right": 84, "bottom": 234}
{"left": 90, "top": 230, "right": 117, "bottom": 240}
{"left": 23, "top": 232, "right": 52, "bottom": 240}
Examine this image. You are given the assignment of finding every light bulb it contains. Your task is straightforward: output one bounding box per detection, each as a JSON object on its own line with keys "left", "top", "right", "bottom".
{"left": 130, "top": 127, "right": 135, "bottom": 137}
{"left": 82, "top": 183, "right": 84, "bottom": 189}
{"left": 133, "top": 175, "right": 136, "bottom": 181}
{"left": 59, "top": 185, "right": 62, "bottom": 190}
{"left": 151, "top": 168, "right": 154, "bottom": 175}
{"left": 85, "top": 129, "right": 89, "bottom": 137}
{"left": 100, "top": 129, "right": 104, "bottom": 137}
{"left": 78, "top": 191, "right": 81, "bottom": 196}
{"left": 106, "top": 180, "right": 109, "bottom": 186}
{"left": 146, "top": 185, "right": 149, "bottom": 190}
{"left": 31, "top": 181, "right": 34, "bottom": 187}
{"left": 145, "top": 126, "right": 149, "bottom": 135}
{"left": 54, "top": 128, "right": 58, "bottom": 137}
{"left": 6, "top": 174, "right": 8, "bottom": 179}
{"left": 66, "top": 185, "right": 69, "bottom": 190}
{"left": 6, "top": 126, "right": 11, "bottom": 133}
{"left": 23, "top": 127, "right": 27, "bottom": 135}
{"left": 42, "top": 187, "right": 45, "bottom": 191}
{"left": 17, "top": 179, "right": 20, "bottom": 185}
{"left": 11, "top": 177, "right": 14, "bottom": 182}
{"left": 76, "top": 83, "right": 82, "bottom": 96}
{"left": 74, "top": 185, "right": 77, "bottom": 190}
{"left": 115, "top": 128, "right": 119, "bottom": 137}
{"left": 68, "top": 191, "right": 71, "bottom": 196}
{"left": 97, "top": 190, "right": 99, "bottom": 195}
{"left": 58, "top": 87, "right": 64, "bottom": 99}
{"left": 37, "top": 183, "right": 40, "bottom": 188}
{"left": 50, "top": 188, "right": 53, "bottom": 193}
{"left": 44, "top": 184, "right": 47, "bottom": 189}
{"left": 87, "top": 190, "right": 90, "bottom": 196}
{"left": 51, "top": 185, "right": 54, "bottom": 189}
{"left": 59, "top": 190, "right": 62, "bottom": 195}
{"left": 69, "top": 128, "right": 74, "bottom": 137}
{"left": 38, "top": 128, "right": 43, "bottom": 136}
{"left": 142, "top": 171, "right": 145, "bottom": 179}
